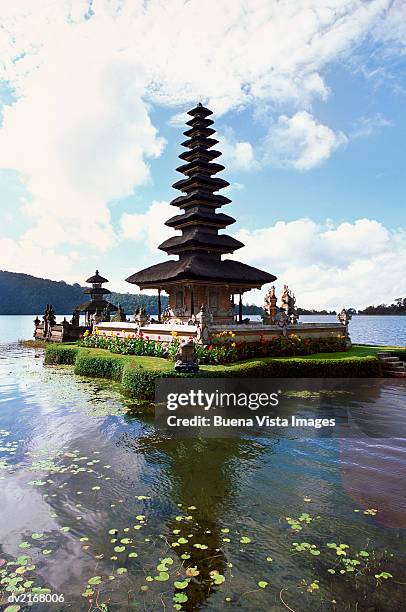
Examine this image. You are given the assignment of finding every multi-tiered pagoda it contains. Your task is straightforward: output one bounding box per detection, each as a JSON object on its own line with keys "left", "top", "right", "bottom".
{"left": 126, "top": 103, "right": 276, "bottom": 324}
{"left": 76, "top": 270, "right": 118, "bottom": 324}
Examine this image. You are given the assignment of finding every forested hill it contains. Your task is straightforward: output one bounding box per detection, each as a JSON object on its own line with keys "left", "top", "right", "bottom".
{"left": 0, "top": 270, "right": 167, "bottom": 315}
{"left": 0, "top": 270, "right": 261, "bottom": 315}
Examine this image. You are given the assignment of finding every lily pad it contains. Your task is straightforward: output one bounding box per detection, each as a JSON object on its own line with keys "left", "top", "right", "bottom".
{"left": 173, "top": 593, "right": 188, "bottom": 604}
{"left": 155, "top": 572, "right": 170, "bottom": 581}
{"left": 174, "top": 580, "right": 189, "bottom": 589}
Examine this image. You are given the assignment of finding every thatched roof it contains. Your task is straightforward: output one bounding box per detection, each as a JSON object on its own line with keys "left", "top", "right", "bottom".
{"left": 126, "top": 255, "right": 276, "bottom": 288}
{"left": 85, "top": 270, "right": 108, "bottom": 284}
{"left": 76, "top": 299, "right": 118, "bottom": 313}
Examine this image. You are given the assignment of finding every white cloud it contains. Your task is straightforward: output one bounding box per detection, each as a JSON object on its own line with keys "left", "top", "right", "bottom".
{"left": 0, "top": 237, "right": 85, "bottom": 282}
{"left": 262, "top": 111, "right": 347, "bottom": 170}
{"left": 219, "top": 129, "right": 259, "bottom": 172}
{"left": 0, "top": 0, "right": 403, "bottom": 274}
{"left": 233, "top": 218, "right": 406, "bottom": 309}
{"left": 350, "top": 113, "right": 392, "bottom": 139}
{"left": 373, "top": 0, "right": 406, "bottom": 52}
{"left": 120, "top": 200, "right": 173, "bottom": 250}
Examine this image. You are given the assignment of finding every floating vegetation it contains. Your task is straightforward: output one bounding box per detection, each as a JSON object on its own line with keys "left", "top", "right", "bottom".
{"left": 0, "top": 423, "right": 399, "bottom": 611}
{"left": 0, "top": 352, "right": 403, "bottom": 611}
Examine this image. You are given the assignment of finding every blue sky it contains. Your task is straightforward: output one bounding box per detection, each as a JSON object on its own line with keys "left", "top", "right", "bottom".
{"left": 0, "top": 0, "right": 405, "bottom": 309}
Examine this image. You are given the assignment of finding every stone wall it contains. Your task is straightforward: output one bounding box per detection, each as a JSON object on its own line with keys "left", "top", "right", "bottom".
{"left": 95, "top": 321, "right": 346, "bottom": 344}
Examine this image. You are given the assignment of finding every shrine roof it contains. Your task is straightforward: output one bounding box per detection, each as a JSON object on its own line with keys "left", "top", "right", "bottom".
{"left": 126, "top": 255, "right": 276, "bottom": 288}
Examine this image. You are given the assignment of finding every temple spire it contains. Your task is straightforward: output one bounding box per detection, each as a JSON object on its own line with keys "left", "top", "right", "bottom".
{"left": 158, "top": 103, "right": 243, "bottom": 259}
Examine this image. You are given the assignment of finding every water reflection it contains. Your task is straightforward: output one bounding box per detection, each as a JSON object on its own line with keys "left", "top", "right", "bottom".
{"left": 122, "top": 430, "right": 267, "bottom": 609}
{"left": 0, "top": 345, "right": 405, "bottom": 611}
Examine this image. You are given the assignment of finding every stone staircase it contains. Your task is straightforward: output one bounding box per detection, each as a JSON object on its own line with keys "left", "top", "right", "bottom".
{"left": 377, "top": 352, "right": 406, "bottom": 377}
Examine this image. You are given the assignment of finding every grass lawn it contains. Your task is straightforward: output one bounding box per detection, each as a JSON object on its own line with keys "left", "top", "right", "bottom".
{"left": 201, "top": 344, "right": 403, "bottom": 371}
{"left": 73, "top": 344, "right": 386, "bottom": 371}
{"left": 78, "top": 347, "right": 174, "bottom": 371}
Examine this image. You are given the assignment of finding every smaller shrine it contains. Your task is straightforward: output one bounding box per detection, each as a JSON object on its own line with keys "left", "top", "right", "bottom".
{"left": 75, "top": 270, "right": 118, "bottom": 325}
{"left": 34, "top": 270, "right": 119, "bottom": 342}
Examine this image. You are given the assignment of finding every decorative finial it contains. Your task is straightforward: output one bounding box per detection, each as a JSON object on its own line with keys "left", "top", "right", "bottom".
{"left": 96, "top": 269, "right": 99, "bottom": 274}
{"left": 198, "top": 102, "right": 203, "bottom": 107}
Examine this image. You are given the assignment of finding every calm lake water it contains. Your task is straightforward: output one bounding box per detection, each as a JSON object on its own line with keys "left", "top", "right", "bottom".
{"left": 0, "top": 336, "right": 406, "bottom": 608}
{"left": 0, "top": 314, "right": 406, "bottom": 346}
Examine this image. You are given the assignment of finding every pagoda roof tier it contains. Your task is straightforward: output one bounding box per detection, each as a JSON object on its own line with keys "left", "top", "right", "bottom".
{"left": 179, "top": 147, "right": 221, "bottom": 162}
{"left": 158, "top": 230, "right": 243, "bottom": 255}
{"left": 86, "top": 270, "right": 108, "bottom": 284}
{"left": 165, "top": 210, "right": 235, "bottom": 229}
{"left": 172, "top": 175, "right": 229, "bottom": 193}
{"left": 170, "top": 191, "right": 231, "bottom": 209}
{"left": 76, "top": 299, "right": 118, "bottom": 313}
{"left": 83, "top": 286, "right": 111, "bottom": 295}
{"left": 183, "top": 126, "right": 216, "bottom": 138}
{"left": 126, "top": 255, "right": 276, "bottom": 288}
{"left": 187, "top": 104, "right": 213, "bottom": 117}
{"left": 181, "top": 136, "right": 219, "bottom": 149}
{"left": 175, "top": 161, "right": 225, "bottom": 176}
{"left": 185, "top": 116, "right": 214, "bottom": 128}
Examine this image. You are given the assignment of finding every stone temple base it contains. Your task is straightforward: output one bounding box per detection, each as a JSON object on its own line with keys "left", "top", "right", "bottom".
{"left": 95, "top": 321, "right": 348, "bottom": 345}
{"left": 34, "top": 322, "right": 88, "bottom": 343}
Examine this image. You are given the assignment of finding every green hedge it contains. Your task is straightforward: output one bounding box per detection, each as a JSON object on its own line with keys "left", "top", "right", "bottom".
{"left": 44, "top": 344, "right": 382, "bottom": 401}
{"left": 44, "top": 344, "right": 78, "bottom": 365}
{"left": 74, "top": 350, "right": 125, "bottom": 381}
{"left": 208, "top": 356, "right": 382, "bottom": 379}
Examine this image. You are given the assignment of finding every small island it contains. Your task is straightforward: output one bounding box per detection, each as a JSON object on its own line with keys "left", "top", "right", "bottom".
{"left": 33, "top": 104, "right": 406, "bottom": 393}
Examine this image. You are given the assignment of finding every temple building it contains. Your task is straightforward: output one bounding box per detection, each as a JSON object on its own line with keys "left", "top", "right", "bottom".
{"left": 126, "top": 103, "right": 276, "bottom": 324}
{"left": 76, "top": 270, "right": 118, "bottom": 324}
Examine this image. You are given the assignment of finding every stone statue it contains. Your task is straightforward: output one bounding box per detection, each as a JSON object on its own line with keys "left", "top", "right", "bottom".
{"left": 112, "top": 303, "right": 127, "bottom": 322}
{"left": 118, "top": 304, "right": 127, "bottom": 322}
{"left": 337, "top": 308, "right": 352, "bottom": 327}
{"left": 71, "top": 310, "right": 80, "bottom": 327}
{"left": 134, "top": 305, "right": 148, "bottom": 326}
{"left": 276, "top": 311, "right": 290, "bottom": 336}
{"left": 162, "top": 306, "right": 172, "bottom": 322}
{"left": 43, "top": 304, "right": 56, "bottom": 338}
{"left": 48, "top": 304, "right": 56, "bottom": 327}
{"left": 337, "top": 308, "right": 352, "bottom": 347}
{"left": 175, "top": 340, "right": 199, "bottom": 373}
{"left": 93, "top": 309, "right": 103, "bottom": 326}
{"left": 195, "top": 305, "right": 210, "bottom": 345}
{"left": 102, "top": 305, "right": 111, "bottom": 322}
{"left": 263, "top": 286, "right": 278, "bottom": 324}
{"left": 281, "top": 285, "right": 299, "bottom": 324}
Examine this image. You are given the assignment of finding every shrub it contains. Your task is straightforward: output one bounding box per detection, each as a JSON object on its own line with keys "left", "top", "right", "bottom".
{"left": 204, "top": 357, "right": 380, "bottom": 379}
{"left": 74, "top": 351, "right": 125, "bottom": 381}
{"left": 78, "top": 331, "right": 167, "bottom": 358}
{"left": 78, "top": 330, "right": 347, "bottom": 365}
{"left": 121, "top": 366, "right": 182, "bottom": 400}
{"left": 44, "top": 344, "right": 78, "bottom": 365}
